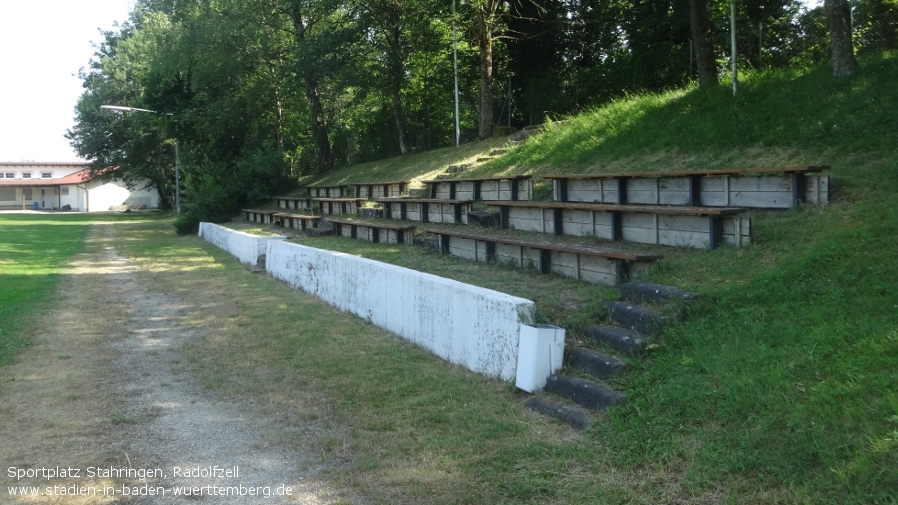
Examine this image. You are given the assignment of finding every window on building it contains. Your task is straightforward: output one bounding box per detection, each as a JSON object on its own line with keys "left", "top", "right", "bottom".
{"left": 23, "top": 188, "right": 32, "bottom": 200}
{"left": 41, "top": 172, "right": 52, "bottom": 178}
{"left": 22, "top": 172, "right": 31, "bottom": 179}
{"left": 0, "top": 173, "right": 5, "bottom": 179}
{"left": 4, "top": 173, "right": 13, "bottom": 178}
{"left": 61, "top": 187, "right": 69, "bottom": 196}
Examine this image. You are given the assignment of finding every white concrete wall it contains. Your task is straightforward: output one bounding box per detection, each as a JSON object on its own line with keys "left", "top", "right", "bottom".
{"left": 198, "top": 222, "right": 287, "bottom": 266}
{"left": 265, "top": 240, "right": 537, "bottom": 381}
{"left": 84, "top": 180, "right": 159, "bottom": 211}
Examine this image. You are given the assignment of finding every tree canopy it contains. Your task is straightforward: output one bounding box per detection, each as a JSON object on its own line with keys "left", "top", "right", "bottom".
{"left": 67, "top": 0, "right": 898, "bottom": 230}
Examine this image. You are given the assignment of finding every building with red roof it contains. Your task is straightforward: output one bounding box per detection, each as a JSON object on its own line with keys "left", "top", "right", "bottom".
{"left": 0, "top": 162, "right": 159, "bottom": 211}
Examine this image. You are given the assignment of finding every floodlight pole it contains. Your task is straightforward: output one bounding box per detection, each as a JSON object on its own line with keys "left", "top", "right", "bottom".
{"left": 100, "top": 104, "right": 180, "bottom": 214}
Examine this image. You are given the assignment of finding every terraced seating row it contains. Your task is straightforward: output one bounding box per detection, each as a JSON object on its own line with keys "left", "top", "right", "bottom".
{"left": 353, "top": 181, "right": 408, "bottom": 199}
{"left": 327, "top": 217, "right": 416, "bottom": 245}
{"left": 544, "top": 165, "right": 830, "bottom": 208}
{"left": 377, "top": 198, "right": 474, "bottom": 225}
{"left": 424, "top": 227, "right": 661, "bottom": 286}
{"left": 421, "top": 175, "right": 533, "bottom": 201}
{"left": 275, "top": 196, "right": 312, "bottom": 211}
{"left": 313, "top": 197, "right": 367, "bottom": 216}
{"left": 485, "top": 200, "right": 750, "bottom": 250}
{"left": 274, "top": 212, "right": 320, "bottom": 231}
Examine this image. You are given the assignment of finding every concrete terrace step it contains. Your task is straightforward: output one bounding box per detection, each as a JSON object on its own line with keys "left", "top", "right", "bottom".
{"left": 581, "top": 325, "right": 649, "bottom": 356}
{"left": 544, "top": 374, "right": 625, "bottom": 412}
{"left": 604, "top": 301, "right": 669, "bottom": 335}
{"left": 620, "top": 281, "right": 697, "bottom": 305}
{"left": 525, "top": 396, "right": 591, "bottom": 431}
{"left": 567, "top": 347, "right": 628, "bottom": 380}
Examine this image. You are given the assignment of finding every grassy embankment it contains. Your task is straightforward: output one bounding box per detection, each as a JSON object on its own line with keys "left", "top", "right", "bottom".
{"left": 258, "top": 55, "right": 898, "bottom": 503}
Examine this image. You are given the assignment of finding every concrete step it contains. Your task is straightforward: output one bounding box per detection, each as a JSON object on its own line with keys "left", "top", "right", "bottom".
{"left": 582, "top": 325, "right": 649, "bottom": 356}
{"left": 544, "top": 374, "right": 625, "bottom": 412}
{"left": 525, "top": 396, "right": 591, "bottom": 431}
{"left": 306, "top": 227, "right": 333, "bottom": 237}
{"left": 619, "top": 281, "right": 697, "bottom": 305}
{"left": 604, "top": 301, "right": 668, "bottom": 335}
{"left": 567, "top": 347, "right": 628, "bottom": 379}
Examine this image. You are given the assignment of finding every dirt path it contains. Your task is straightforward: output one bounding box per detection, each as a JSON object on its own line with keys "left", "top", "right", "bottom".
{"left": 0, "top": 223, "right": 363, "bottom": 504}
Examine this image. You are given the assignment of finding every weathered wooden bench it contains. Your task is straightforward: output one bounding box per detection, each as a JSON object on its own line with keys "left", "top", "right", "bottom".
{"left": 376, "top": 197, "right": 475, "bottom": 224}
{"left": 543, "top": 165, "right": 830, "bottom": 208}
{"left": 273, "top": 212, "right": 321, "bottom": 231}
{"left": 312, "top": 197, "right": 368, "bottom": 216}
{"left": 307, "top": 184, "right": 348, "bottom": 198}
{"left": 484, "top": 200, "right": 750, "bottom": 250}
{"left": 273, "top": 196, "right": 313, "bottom": 211}
{"left": 242, "top": 208, "right": 280, "bottom": 224}
{"left": 423, "top": 227, "right": 662, "bottom": 286}
{"left": 353, "top": 180, "right": 409, "bottom": 199}
{"left": 326, "top": 217, "right": 417, "bottom": 244}
{"left": 421, "top": 175, "right": 533, "bottom": 201}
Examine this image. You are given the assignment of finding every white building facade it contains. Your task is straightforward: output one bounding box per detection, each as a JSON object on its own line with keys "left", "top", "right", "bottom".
{"left": 0, "top": 162, "right": 159, "bottom": 212}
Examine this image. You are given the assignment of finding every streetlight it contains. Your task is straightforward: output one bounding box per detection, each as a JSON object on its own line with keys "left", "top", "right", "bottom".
{"left": 100, "top": 104, "right": 180, "bottom": 215}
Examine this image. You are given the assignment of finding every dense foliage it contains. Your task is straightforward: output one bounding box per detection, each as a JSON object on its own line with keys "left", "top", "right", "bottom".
{"left": 66, "top": 0, "right": 898, "bottom": 231}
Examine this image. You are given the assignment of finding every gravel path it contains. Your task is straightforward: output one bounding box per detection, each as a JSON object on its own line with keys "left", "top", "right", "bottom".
{"left": 0, "top": 223, "right": 363, "bottom": 504}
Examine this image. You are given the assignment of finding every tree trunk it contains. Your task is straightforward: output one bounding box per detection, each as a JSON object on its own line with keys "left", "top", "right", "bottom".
{"left": 387, "top": 4, "right": 409, "bottom": 155}
{"left": 477, "top": 19, "right": 494, "bottom": 138}
{"left": 304, "top": 76, "right": 334, "bottom": 172}
{"left": 287, "top": 2, "right": 335, "bottom": 172}
{"left": 688, "top": 0, "right": 716, "bottom": 88}
{"left": 824, "top": 0, "right": 859, "bottom": 78}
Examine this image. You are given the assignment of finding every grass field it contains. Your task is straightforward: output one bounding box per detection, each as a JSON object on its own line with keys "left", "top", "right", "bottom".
{"left": 0, "top": 214, "right": 94, "bottom": 366}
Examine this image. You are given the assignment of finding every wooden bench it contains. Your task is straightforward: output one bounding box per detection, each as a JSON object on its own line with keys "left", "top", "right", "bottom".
{"left": 543, "top": 166, "right": 830, "bottom": 209}
{"left": 273, "top": 196, "right": 313, "bottom": 211}
{"left": 353, "top": 180, "right": 409, "bottom": 199}
{"left": 242, "top": 208, "right": 280, "bottom": 224}
{"left": 326, "top": 217, "right": 417, "bottom": 245}
{"left": 376, "top": 198, "right": 475, "bottom": 225}
{"left": 421, "top": 175, "right": 533, "bottom": 201}
{"left": 312, "top": 197, "right": 368, "bottom": 216}
{"left": 424, "top": 227, "right": 662, "bottom": 286}
{"left": 307, "top": 184, "right": 347, "bottom": 198}
{"left": 484, "top": 200, "right": 750, "bottom": 250}
{"left": 273, "top": 212, "right": 321, "bottom": 231}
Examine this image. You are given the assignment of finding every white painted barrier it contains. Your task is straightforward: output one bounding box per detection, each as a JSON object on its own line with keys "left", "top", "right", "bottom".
{"left": 265, "top": 240, "right": 540, "bottom": 381}
{"left": 198, "top": 223, "right": 565, "bottom": 387}
{"left": 198, "top": 222, "right": 286, "bottom": 266}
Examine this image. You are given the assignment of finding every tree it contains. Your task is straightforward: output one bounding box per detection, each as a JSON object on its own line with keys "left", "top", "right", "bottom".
{"left": 66, "top": 13, "right": 178, "bottom": 210}
{"left": 824, "top": 0, "right": 859, "bottom": 77}
{"left": 688, "top": 0, "right": 716, "bottom": 88}
{"left": 473, "top": 0, "right": 504, "bottom": 138}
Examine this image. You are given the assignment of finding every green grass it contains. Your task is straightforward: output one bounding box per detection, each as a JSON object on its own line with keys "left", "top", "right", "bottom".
{"left": 1, "top": 54, "right": 896, "bottom": 504}
{"left": 0, "top": 214, "right": 94, "bottom": 365}
{"left": 235, "top": 54, "right": 897, "bottom": 503}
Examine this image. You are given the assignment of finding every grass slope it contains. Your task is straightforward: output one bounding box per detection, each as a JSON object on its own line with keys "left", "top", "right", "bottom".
{"left": 262, "top": 55, "right": 897, "bottom": 503}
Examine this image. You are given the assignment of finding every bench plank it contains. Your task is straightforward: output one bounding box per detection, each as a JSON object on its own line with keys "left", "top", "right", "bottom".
{"left": 541, "top": 165, "right": 830, "bottom": 180}
{"left": 421, "top": 175, "right": 533, "bottom": 201}
{"left": 423, "top": 227, "right": 661, "bottom": 286}
{"left": 483, "top": 200, "right": 745, "bottom": 216}
{"left": 483, "top": 201, "right": 750, "bottom": 249}
{"left": 326, "top": 217, "right": 416, "bottom": 244}
{"left": 543, "top": 166, "right": 830, "bottom": 208}
{"left": 273, "top": 212, "right": 321, "bottom": 231}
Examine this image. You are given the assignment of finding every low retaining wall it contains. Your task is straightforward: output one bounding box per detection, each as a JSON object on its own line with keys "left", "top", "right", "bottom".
{"left": 198, "top": 222, "right": 286, "bottom": 266}
{"left": 198, "top": 223, "right": 563, "bottom": 386}
{"left": 266, "top": 240, "right": 537, "bottom": 381}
